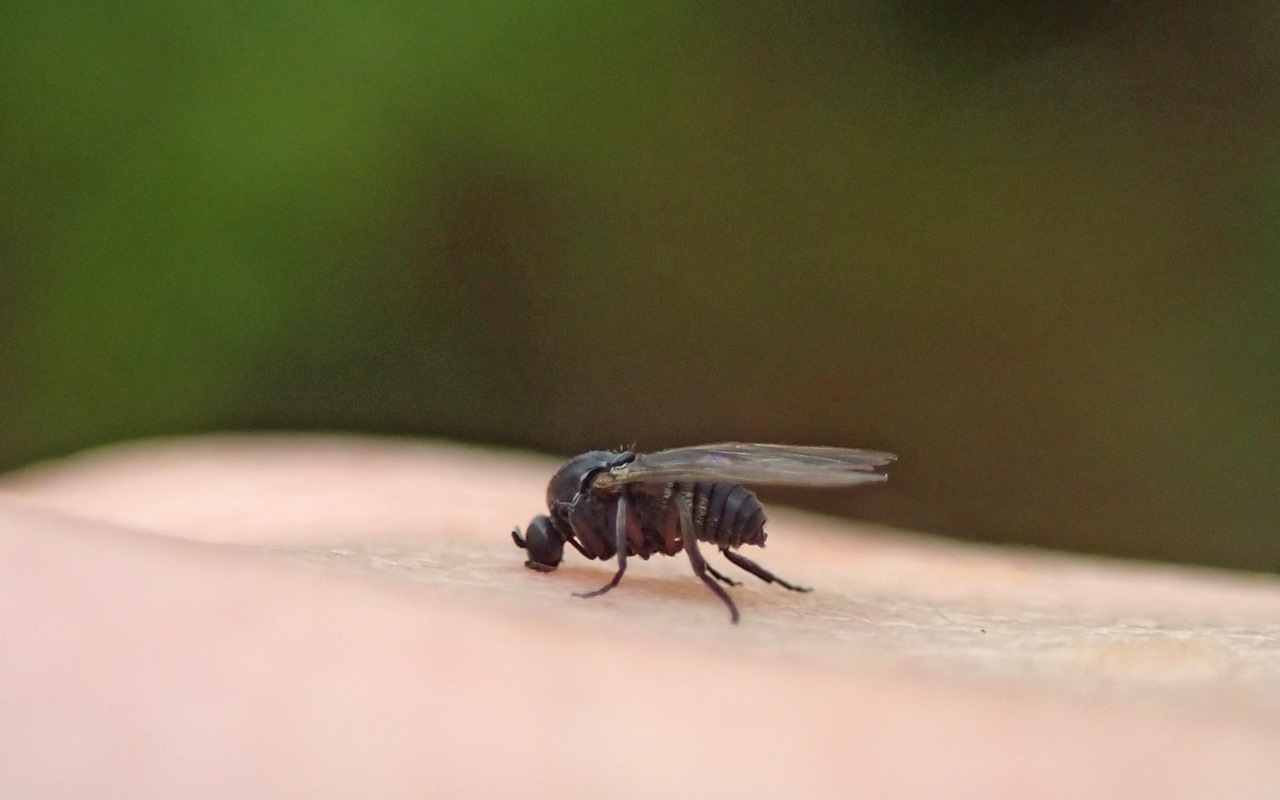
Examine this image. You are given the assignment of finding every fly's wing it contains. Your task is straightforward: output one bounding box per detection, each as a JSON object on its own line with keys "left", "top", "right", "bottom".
{"left": 592, "top": 443, "right": 896, "bottom": 489}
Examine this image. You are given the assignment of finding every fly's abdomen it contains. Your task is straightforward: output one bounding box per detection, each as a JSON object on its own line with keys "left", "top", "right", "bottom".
{"left": 685, "top": 481, "right": 767, "bottom": 549}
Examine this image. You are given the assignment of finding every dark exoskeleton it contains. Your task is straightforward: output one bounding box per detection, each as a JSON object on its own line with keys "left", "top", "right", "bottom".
{"left": 511, "top": 443, "right": 895, "bottom": 623}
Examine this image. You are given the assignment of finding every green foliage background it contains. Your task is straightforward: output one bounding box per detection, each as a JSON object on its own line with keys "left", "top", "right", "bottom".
{"left": 3, "top": 3, "right": 1278, "bottom": 569}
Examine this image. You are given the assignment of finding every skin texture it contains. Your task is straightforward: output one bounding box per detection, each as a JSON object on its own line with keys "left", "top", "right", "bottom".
{"left": 1, "top": 433, "right": 1279, "bottom": 798}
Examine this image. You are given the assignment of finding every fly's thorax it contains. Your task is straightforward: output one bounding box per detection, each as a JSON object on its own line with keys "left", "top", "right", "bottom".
{"left": 544, "top": 449, "right": 623, "bottom": 510}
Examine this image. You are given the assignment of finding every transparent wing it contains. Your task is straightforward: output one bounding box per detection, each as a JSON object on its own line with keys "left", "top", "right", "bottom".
{"left": 592, "top": 442, "right": 896, "bottom": 489}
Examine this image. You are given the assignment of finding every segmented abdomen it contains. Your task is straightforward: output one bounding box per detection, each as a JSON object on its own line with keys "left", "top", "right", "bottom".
{"left": 676, "top": 481, "right": 768, "bottom": 548}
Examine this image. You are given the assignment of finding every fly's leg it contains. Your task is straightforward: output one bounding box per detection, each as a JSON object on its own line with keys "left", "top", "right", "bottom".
{"left": 573, "top": 495, "right": 629, "bottom": 600}
{"left": 677, "top": 495, "right": 740, "bottom": 624}
{"left": 704, "top": 562, "right": 742, "bottom": 587}
{"left": 564, "top": 536, "right": 591, "bottom": 560}
{"left": 548, "top": 504, "right": 591, "bottom": 560}
{"left": 561, "top": 501, "right": 608, "bottom": 558}
{"left": 722, "top": 549, "right": 812, "bottom": 593}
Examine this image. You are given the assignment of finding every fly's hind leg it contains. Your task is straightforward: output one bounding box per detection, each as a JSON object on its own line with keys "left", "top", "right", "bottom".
{"left": 573, "top": 495, "right": 629, "bottom": 600}
{"left": 722, "top": 549, "right": 812, "bottom": 593}
{"left": 704, "top": 562, "right": 742, "bottom": 587}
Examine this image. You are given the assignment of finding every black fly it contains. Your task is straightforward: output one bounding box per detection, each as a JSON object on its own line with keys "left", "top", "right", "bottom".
{"left": 512, "top": 443, "right": 895, "bottom": 623}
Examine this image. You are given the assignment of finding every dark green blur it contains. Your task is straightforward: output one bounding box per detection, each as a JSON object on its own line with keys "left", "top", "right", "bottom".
{"left": 2, "top": 3, "right": 1277, "bottom": 569}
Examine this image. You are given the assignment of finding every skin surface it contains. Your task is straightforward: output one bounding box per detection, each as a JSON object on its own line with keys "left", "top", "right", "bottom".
{"left": 1, "top": 434, "right": 1278, "bottom": 798}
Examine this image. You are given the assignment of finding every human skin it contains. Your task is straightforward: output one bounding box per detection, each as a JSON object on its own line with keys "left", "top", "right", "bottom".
{"left": 1, "top": 434, "right": 1278, "bottom": 798}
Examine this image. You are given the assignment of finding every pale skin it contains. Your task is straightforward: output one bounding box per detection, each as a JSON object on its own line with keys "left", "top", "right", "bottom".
{"left": 2, "top": 434, "right": 1279, "bottom": 798}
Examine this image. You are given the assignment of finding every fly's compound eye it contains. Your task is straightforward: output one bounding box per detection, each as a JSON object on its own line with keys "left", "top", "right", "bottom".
{"left": 511, "top": 515, "right": 564, "bottom": 572}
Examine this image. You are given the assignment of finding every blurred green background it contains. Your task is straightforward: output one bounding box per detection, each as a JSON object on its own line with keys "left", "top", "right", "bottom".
{"left": 2, "top": 3, "right": 1277, "bottom": 570}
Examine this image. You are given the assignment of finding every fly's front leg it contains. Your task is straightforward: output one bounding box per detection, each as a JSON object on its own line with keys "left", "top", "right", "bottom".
{"left": 563, "top": 536, "right": 591, "bottom": 560}
{"left": 676, "top": 495, "right": 740, "bottom": 624}
{"left": 722, "top": 549, "right": 811, "bottom": 593}
{"left": 573, "top": 494, "right": 629, "bottom": 600}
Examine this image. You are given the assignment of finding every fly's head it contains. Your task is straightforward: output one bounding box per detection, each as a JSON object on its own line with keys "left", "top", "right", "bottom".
{"left": 511, "top": 515, "right": 566, "bottom": 572}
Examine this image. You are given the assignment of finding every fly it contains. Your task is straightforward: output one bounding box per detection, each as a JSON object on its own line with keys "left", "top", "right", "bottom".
{"left": 511, "top": 443, "right": 896, "bottom": 623}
